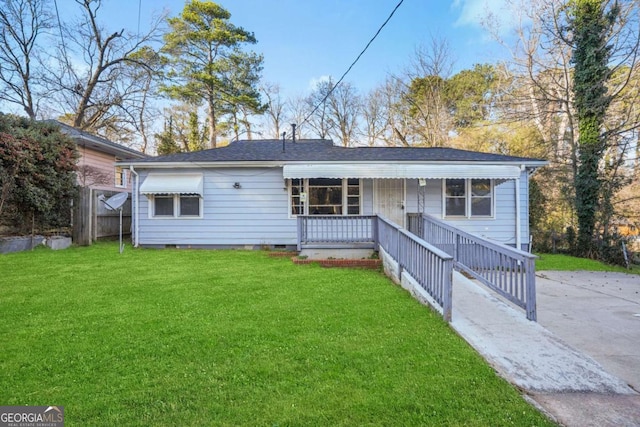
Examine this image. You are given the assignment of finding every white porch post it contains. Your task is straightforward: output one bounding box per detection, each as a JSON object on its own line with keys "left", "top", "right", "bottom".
{"left": 515, "top": 175, "right": 521, "bottom": 250}
{"left": 130, "top": 166, "right": 139, "bottom": 247}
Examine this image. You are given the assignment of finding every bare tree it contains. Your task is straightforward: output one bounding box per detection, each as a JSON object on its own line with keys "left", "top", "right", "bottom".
{"left": 47, "top": 0, "right": 165, "bottom": 136}
{"left": 305, "top": 79, "right": 334, "bottom": 139}
{"left": 0, "top": 0, "right": 52, "bottom": 118}
{"left": 285, "top": 94, "right": 310, "bottom": 140}
{"left": 361, "top": 86, "right": 389, "bottom": 146}
{"left": 261, "top": 82, "right": 286, "bottom": 139}
{"left": 486, "top": 0, "right": 640, "bottom": 259}
{"left": 326, "top": 81, "right": 360, "bottom": 147}
{"left": 380, "top": 76, "right": 412, "bottom": 146}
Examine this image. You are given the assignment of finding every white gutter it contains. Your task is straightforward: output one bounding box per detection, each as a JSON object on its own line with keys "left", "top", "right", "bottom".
{"left": 116, "top": 160, "right": 550, "bottom": 169}
{"left": 130, "top": 166, "right": 139, "bottom": 247}
{"left": 515, "top": 169, "right": 522, "bottom": 250}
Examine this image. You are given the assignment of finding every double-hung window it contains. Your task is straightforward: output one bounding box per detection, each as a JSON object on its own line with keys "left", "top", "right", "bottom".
{"left": 289, "top": 178, "right": 361, "bottom": 216}
{"left": 152, "top": 194, "right": 202, "bottom": 218}
{"left": 444, "top": 179, "right": 493, "bottom": 218}
{"left": 141, "top": 173, "right": 204, "bottom": 219}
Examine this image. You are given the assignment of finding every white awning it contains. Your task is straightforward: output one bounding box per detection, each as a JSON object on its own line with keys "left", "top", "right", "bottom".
{"left": 140, "top": 173, "right": 203, "bottom": 196}
{"left": 283, "top": 164, "right": 522, "bottom": 179}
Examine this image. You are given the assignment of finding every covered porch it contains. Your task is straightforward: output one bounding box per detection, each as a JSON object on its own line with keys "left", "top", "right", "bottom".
{"left": 284, "top": 162, "right": 530, "bottom": 251}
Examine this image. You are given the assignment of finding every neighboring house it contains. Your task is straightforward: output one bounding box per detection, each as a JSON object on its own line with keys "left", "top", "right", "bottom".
{"left": 54, "top": 121, "right": 148, "bottom": 191}
{"left": 117, "top": 139, "right": 547, "bottom": 251}
{"left": 51, "top": 121, "right": 148, "bottom": 243}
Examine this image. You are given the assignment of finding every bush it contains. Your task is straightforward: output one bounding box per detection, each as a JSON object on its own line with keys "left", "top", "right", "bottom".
{"left": 0, "top": 114, "right": 78, "bottom": 235}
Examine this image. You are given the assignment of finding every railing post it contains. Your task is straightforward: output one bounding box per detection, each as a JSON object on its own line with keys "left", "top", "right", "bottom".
{"left": 526, "top": 257, "right": 537, "bottom": 321}
{"left": 443, "top": 259, "right": 453, "bottom": 322}
{"left": 296, "top": 216, "right": 302, "bottom": 251}
{"left": 372, "top": 216, "right": 379, "bottom": 249}
{"left": 454, "top": 231, "right": 460, "bottom": 264}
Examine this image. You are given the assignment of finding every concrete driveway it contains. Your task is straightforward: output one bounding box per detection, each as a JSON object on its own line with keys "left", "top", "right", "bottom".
{"left": 450, "top": 270, "right": 640, "bottom": 426}
{"left": 536, "top": 270, "right": 640, "bottom": 392}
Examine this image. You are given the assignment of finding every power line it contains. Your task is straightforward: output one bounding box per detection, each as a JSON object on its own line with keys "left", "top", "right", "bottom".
{"left": 52, "top": 0, "right": 68, "bottom": 59}
{"left": 300, "top": 0, "right": 405, "bottom": 129}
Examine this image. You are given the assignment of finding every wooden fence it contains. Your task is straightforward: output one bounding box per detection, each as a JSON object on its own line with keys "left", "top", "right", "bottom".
{"left": 73, "top": 187, "right": 132, "bottom": 246}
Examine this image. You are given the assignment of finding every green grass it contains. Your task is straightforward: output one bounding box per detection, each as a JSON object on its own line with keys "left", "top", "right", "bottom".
{"left": 1, "top": 243, "right": 555, "bottom": 426}
{"left": 536, "top": 252, "right": 639, "bottom": 274}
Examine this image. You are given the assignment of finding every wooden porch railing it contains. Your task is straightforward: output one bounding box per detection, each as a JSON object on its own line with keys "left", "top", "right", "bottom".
{"left": 377, "top": 216, "right": 453, "bottom": 321}
{"left": 296, "top": 215, "right": 377, "bottom": 250}
{"left": 408, "top": 213, "right": 537, "bottom": 321}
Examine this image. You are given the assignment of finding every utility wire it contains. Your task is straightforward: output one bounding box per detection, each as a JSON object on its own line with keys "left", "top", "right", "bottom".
{"left": 300, "top": 0, "right": 404, "bottom": 128}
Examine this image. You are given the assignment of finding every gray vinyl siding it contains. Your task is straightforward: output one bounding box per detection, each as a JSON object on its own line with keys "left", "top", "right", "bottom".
{"left": 137, "top": 167, "right": 297, "bottom": 246}
{"left": 401, "top": 173, "right": 530, "bottom": 248}
{"left": 135, "top": 168, "right": 530, "bottom": 249}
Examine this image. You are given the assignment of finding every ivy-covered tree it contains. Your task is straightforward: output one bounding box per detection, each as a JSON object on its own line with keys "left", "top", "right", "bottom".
{"left": 161, "top": 0, "right": 264, "bottom": 148}
{"left": 569, "top": 0, "right": 618, "bottom": 257}
{"left": 0, "top": 114, "right": 78, "bottom": 234}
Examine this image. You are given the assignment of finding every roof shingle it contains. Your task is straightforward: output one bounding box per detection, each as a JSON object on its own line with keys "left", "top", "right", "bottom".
{"left": 123, "top": 139, "right": 546, "bottom": 164}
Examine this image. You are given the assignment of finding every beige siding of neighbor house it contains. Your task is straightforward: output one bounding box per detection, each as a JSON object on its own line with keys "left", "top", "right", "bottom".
{"left": 76, "top": 145, "right": 130, "bottom": 191}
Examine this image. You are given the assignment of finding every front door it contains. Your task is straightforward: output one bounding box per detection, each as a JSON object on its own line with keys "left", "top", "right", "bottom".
{"left": 374, "top": 179, "right": 405, "bottom": 226}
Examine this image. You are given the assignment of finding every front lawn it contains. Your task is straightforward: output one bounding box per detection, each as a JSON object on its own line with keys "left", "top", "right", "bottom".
{"left": 0, "top": 243, "right": 554, "bottom": 426}
{"left": 536, "top": 252, "right": 639, "bottom": 274}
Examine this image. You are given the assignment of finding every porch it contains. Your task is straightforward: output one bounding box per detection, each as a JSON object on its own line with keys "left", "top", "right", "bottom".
{"left": 296, "top": 214, "right": 537, "bottom": 322}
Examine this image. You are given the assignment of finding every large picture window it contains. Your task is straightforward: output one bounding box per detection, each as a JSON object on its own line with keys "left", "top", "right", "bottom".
{"left": 289, "top": 178, "right": 360, "bottom": 216}
{"left": 444, "top": 179, "right": 493, "bottom": 218}
{"left": 152, "top": 194, "right": 202, "bottom": 218}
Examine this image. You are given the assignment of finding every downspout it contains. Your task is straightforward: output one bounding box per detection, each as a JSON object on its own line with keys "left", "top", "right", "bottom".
{"left": 130, "top": 165, "right": 140, "bottom": 247}
{"left": 515, "top": 167, "right": 522, "bottom": 251}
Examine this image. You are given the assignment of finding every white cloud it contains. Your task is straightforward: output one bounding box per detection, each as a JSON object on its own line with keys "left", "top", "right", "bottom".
{"left": 452, "top": 0, "right": 513, "bottom": 30}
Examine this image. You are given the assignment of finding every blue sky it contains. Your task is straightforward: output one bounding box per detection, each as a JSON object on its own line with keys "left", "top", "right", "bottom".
{"left": 88, "top": 0, "right": 512, "bottom": 98}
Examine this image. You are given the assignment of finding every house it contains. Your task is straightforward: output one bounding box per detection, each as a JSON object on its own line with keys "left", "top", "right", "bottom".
{"left": 117, "top": 139, "right": 547, "bottom": 252}
{"left": 51, "top": 121, "right": 148, "bottom": 244}
{"left": 53, "top": 121, "right": 148, "bottom": 191}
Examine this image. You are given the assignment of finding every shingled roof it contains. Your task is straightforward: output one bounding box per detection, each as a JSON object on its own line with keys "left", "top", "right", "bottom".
{"left": 119, "top": 139, "right": 546, "bottom": 165}
{"left": 51, "top": 121, "right": 148, "bottom": 159}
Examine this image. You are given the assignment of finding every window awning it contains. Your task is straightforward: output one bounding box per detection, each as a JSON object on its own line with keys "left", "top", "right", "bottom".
{"left": 139, "top": 173, "right": 203, "bottom": 196}
{"left": 282, "top": 164, "right": 522, "bottom": 180}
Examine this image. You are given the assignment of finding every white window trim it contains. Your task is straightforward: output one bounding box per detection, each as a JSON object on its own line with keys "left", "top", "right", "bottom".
{"left": 442, "top": 178, "right": 495, "bottom": 219}
{"left": 149, "top": 194, "right": 203, "bottom": 219}
{"left": 288, "top": 178, "right": 362, "bottom": 218}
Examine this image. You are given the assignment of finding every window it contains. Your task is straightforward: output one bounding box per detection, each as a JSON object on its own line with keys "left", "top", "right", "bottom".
{"left": 115, "top": 166, "right": 127, "bottom": 188}
{"left": 152, "top": 194, "right": 202, "bottom": 218}
{"left": 154, "top": 195, "right": 174, "bottom": 217}
{"left": 346, "top": 179, "right": 360, "bottom": 215}
{"left": 179, "top": 195, "right": 200, "bottom": 216}
{"left": 444, "top": 179, "right": 493, "bottom": 218}
{"left": 290, "top": 179, "right": 304, "bottom": 215}
{"left": 308, "top": 178, "right": 342, "bottom": 215}
{"left": 289, "top": 178, "right": 360, "bottom": 216}
{"left": 470, "top": 179, "right": 492, "bottom": 216}
{"left": 445, "top": 179, "right": 466, "bottom": 216}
